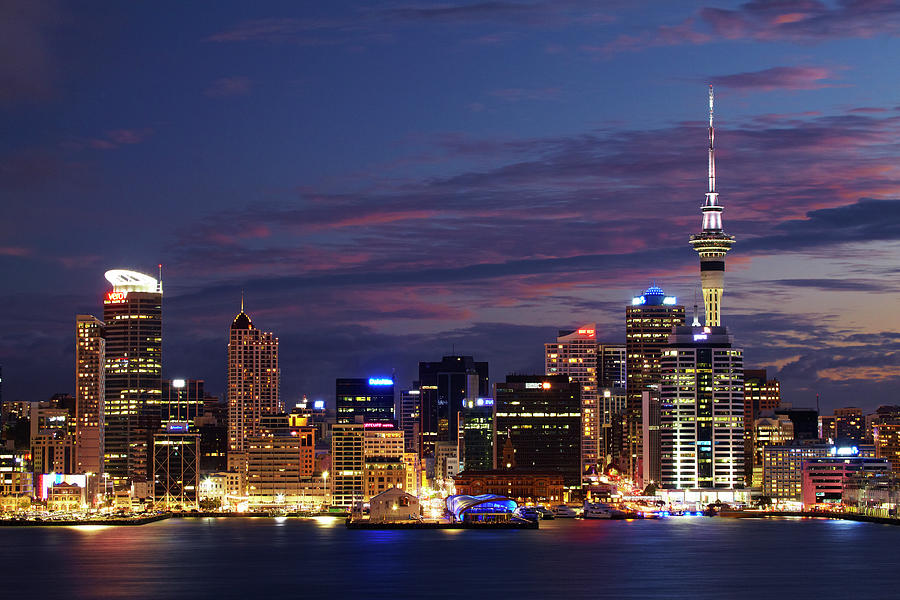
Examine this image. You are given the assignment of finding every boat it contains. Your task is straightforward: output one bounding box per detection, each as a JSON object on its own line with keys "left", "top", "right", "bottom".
{"left": 552, "top": 505, "right": 577, "bottom": 518}
{"left": 582, "top": 500, "right": 622, "bottom": 519}
{"left": 513, "top": 506, "right": 540, "bottom": 522}
{"left": 534, "top": 506, "right": 555, "bottom": 520}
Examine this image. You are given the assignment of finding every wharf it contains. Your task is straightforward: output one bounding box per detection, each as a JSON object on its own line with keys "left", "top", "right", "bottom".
{"left": 0, "top": 514, "right": 169, "bottom": 527}
{"left": 718, "top": 510, "right": 900, "bottom": 526}
{"left": 346, "top": 519, "right": 539, "bottom": 530}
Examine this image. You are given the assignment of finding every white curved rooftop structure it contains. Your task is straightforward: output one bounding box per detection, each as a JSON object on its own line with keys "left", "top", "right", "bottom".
{"left": 104, "top": 269, "right": 161, "bottom": 293}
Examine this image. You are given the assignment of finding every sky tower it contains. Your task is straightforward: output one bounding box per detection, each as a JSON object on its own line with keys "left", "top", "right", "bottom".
{"left": 690, "top": 85, "right": 735, "bottom": 327}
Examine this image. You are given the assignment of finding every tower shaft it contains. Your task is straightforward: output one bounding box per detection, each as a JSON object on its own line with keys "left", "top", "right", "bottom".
{"left": 690, "top": 85, "right": 734, "bottom": 327}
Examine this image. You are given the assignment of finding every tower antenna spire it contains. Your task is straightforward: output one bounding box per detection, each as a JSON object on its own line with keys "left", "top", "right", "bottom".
{"left": 708, "top": 84, "right": 715, "bottom": 197}
{"left": 158, "top": 263, "right": 163, "bottom": 293}
{"left": 241, "top": 289, "right": 244, "bottom": 312}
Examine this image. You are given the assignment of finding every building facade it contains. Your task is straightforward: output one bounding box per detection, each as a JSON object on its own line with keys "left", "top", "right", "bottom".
{"left": 75, "top": 315, "right": 105, "bottom": 475}
{"left": 659, "top": 326, "right": 744, "bottom": 491}
{"left": 102, "top": 269, "right": 163, "bottom": 485}
{"left": 494, "top": 375, "right": 581, "bottom": 496}
{"left": 227, "top": 306, "right": 280, "bottom": 472}
{"left": 152, "top": 423, "right": 200, "bottom": 509}
{"left": 336, "top": 378, "right": 395, "bottom": 425}
{"left": 626, "top": 286, "right": 685, "bottom": 480}
{"left": 418, "top": 356, "right": 488, "bottom": 459}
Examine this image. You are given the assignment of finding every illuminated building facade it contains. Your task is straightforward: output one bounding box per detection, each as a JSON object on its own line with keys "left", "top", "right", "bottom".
{"left": 545, "top": 324, "right": 601, "bottom": 484}
{"left": 331, "top": 421, "right": 365, "bottom": 509}
{"left": 494, "top": 375, "right": 581, "bottom": 495}
{"left": 336, "top": 378, "right": 395, "bottom": 425}
{"left": 246, "top": 419, "right": 316, "bottom": 504}
{"left": 873, "top": 420, "right": 900, "bottom": 472}
{"left": 659, "top": 326, "right": 745, "bottom": 490}
{"left": 398, "top": 388, "right": 420, "bottom": 453}
{"left": 227, "top": 305, "right": 280, "bottom": 472}
{"left": 626, "top": 286, "right": 685, "bottom": 479}
{"left": 159, "top": 379, "right": 205, "bottom": 426}
{"left": 689, "top": 86, "right": 734, "bottom": 328}
{"left": 743, "top": 369, "right": 781, "bottom": 483}
{"left": 152, "top": 423, "right": 200, "bottom": 509}
{"left": 833, "top": 407, "right": 866, "bottom": 445}
{"left": 102, "top": 269, "right": 162, "bottom": 485}
{"left": 762, "top": 444, "right": 876, "bottom": 501}
{"left": 801, "top": 454, "right": 891, "bottom": 508}
{"left": 32, "top": 431, "right": 76, "bottom": 476}
{"left": 418, "top": 355, "right": 489, "bottom": 459}
{"left": 453, "top": 470, "right": 564, "bottom": 505}
{"left": 75, "top": 315, "right": 105, "bottom": 475}
{"left": 459, "top": 397, "right": 493, "bottom": 472}
{"left": 750, "top": 414, "right": 794, "bottom": 487}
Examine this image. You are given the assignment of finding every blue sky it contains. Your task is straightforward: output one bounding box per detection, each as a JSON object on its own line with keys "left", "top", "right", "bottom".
{"left": 2, "top": 0, "right": 899, "bottom": 412}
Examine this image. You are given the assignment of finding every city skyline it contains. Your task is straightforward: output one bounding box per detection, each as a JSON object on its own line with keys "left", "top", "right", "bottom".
{"left": 2, "top": 1, "right": 899, "bottom": 411}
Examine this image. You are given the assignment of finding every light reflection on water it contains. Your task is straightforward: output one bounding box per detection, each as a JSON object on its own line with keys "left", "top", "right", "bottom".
{"left": 1, "top": 517, "right": 897, "bottom": 599}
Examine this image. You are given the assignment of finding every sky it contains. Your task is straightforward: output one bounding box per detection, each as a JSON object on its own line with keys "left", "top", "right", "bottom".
{"left": 2, "top": 0, "right": 899, "bottom": 413}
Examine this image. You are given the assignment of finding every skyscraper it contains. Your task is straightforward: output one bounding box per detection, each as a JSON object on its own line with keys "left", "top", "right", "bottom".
{"left": 160, "top": 379, "right": 205, "bottom": 426}
{"left": 227, "top": 303, "right": 280, "bottom": 472}
{"left": 625, "top": 286, "right": 685, "bottom": 479}
{"left": 494, "top": 375, "right": 582, "bottom": 496}
{"left": 743, "top": 369, "right": 781, "bottom": 483}
{"left": 418, "top": 356, "right": 488, "bottom": 458}
{"left": 398, "top": 387, "right": 421, "bottom": 453}
{"left": 75, "top": 315, "right": 105, "bottom": 475}
{"left": 102, "top": 269, "right": 162, "bottom": 485}
{"left": 689, "top": 85, "right": 734, "bottom": 328}
{"left": 545, "top": 325, "right": 598, "bottom": 483}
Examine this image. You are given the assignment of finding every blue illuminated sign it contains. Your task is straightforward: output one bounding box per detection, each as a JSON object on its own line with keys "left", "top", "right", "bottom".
{"left": 476, "top": 398, "right": 494, "bottom": 407}
{"left": 313, "top": 400, "right": 326, "bottom": 410}
{"left": 368, "top": 378, "right": 394, "bottom": 386}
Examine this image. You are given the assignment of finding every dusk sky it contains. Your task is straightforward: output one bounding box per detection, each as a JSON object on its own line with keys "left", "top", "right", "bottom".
{"left": 2, "top": 0, "right": 899, "bottom": 412}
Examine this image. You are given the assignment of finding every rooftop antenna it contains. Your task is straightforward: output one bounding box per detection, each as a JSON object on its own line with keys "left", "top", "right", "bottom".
{"left": 157, "top": 263, "right": 163, "bottom": 293}
{"left": 241, "top": 288, "right": 245, "bottom": 313}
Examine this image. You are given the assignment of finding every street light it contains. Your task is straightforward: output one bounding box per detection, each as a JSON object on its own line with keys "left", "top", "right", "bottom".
{"left": 322, "top": 471, "right": 329, "bottom": 511}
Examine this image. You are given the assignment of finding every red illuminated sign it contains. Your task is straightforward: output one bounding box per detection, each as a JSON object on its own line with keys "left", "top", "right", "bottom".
{"left": 105, "top": 291, "right": 127, "bottom": 303}
{"left": 577, "top": 328, "right": 595, "bottom": 337}
{"left": 363, "top": 422, "right": 395, "bottom": 429}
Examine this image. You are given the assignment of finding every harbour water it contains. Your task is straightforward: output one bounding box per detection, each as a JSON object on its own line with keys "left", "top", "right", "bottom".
{"left": 2, "top": 516, "right": 897, "bottom": 599}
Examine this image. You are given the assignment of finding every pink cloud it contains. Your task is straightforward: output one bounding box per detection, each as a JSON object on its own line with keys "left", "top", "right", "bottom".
{"left": 713, "top": 65, "right": 840, "bottom": 91}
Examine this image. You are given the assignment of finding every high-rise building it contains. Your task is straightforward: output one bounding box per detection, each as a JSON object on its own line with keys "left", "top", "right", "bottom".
{"left": 625, "top": 286, "right": 685, "bottom": 479}
{"left": 598, "top": 344, "right": 627, "bottom": 389}
{"left": 227, "top": 303, "right": 280, "bottom": 473}
{"left": 743, "top": 369, "right": 781, "bottom": 483}
{"left": 545, "top": 324, "right": 600, "bottom": 483}
{"left": 336, "top": 378, "right": 395, "bottom": 425}
{"left": 152, "top": 422, "right": 200, "bottom": 509}
{"left": 398, "top": 388, "right": 420, "bottom": 453}
{"left": 75, "top": 315, "right": 105, "bottom": 475}
{"left": 494, "top": 375, "right": 581, "bottom": 497}
{"left": 833, "top": 407, "right": 865, "bottom": 445}
{"left": 775, "top": 407, "right": 819, "bottom": 442}
{"left": 246, "top": 416, "right": 316, "bottom": 504}
{"left": 659, "top": 326, "right": 744, "bottom": 491}
{"left": 750, "top": 414, "right": 794, "bottom": 487}
{"left": 102, "top": 269, "right": 163, "bottom": 485}
{"left": 418, "top": 356, "right": 488, "bottom": 459}
{"left": 331, "top": 421, "right": 365, "bottom": 509}
{"left": 459, "top": 397, "right": 493, "bottom": 472}
{"left": 689, "top": 85, "right": 734, "bottom": 328}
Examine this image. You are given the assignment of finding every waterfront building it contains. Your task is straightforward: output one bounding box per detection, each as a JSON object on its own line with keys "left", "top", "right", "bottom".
{"left": 152, "top": 422, "right": 200, "bottom": 510}
{"left": 32, "top": 430, "right": 76, "bottom": 476}
{"left": 246, "top": 420, "right": 316, "bottom": 505}
{"left": 368, "top": 487, "right": 420, "bottom": 522}
{"left": 0, "top": 449, "right": 33, "bottom": 507}
{"left": 453, "top": 470, "right": 564, "bottom": 505}
{"left": 75, "top": 315, "right": 105, "bottom": 475}
{"left": 659, "top": 326, "right": 744, "bottom": 491}
{"left": 402, "top": 452, "right": 421, "bottom": 496}
{"left": 102, "top": 269, "right": 163, "bottom": 485}
{"left": 641, "top": 390, "right": 661, "bottom": 486}
{"left": 227, "top": 303, "right": 280, "bottom": 473}
{"left": 434, "top": 441, "right": 459, "bottom": 483}
{"left": 330, "top": 421, "right": 365, "bottom": 509}
{"left": 336, "top": 377, "right": 395, "bottom": 425}
{"left": 47, "top": 482, "right": 85, "bottom": 512}
{"left": 493, "top": 375, "right": 581, "bottom": 496}
{"left": 418, "top": 356, "right": 489, "bottom": 459}
{"left": 762, "top": 444, "right": 876, "bottom": 501}
{"left": 398, "top": 388, "right": 421, "bottom": 453}
{"left": 459, "top": 397, "right": 493, "bottom": 472}
{"left": 801, "top": 454, "right": 891, "bottom": 508}
{"left": 743, "top": 369, "right": 780, "bottom": 483}
{"left": 626, "top": 286, "right": 685, "bottom": 480}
